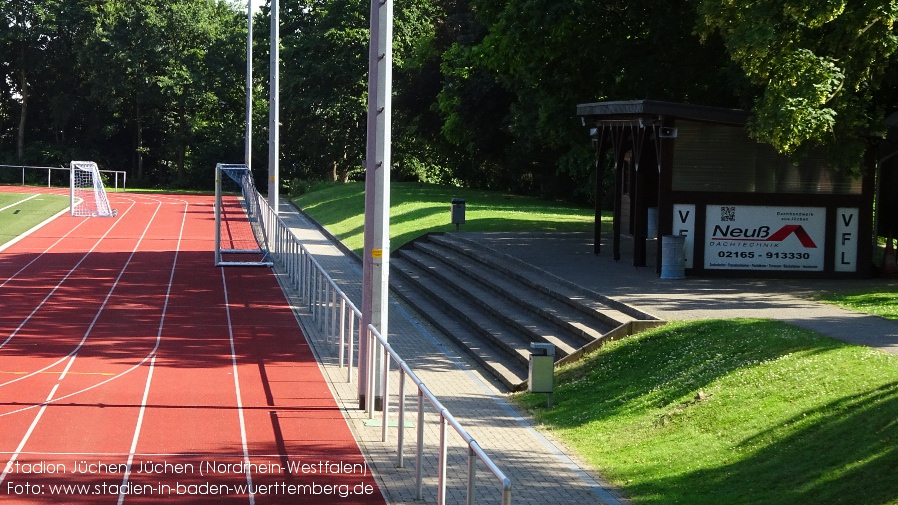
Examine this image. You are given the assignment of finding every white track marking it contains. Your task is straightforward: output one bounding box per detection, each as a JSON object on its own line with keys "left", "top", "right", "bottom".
{"left": 117, "top": 200, "right": 188, "bottom": 505}
{"left": 0, "top": 384, "right": 59, "bottom": 484}
{"left": 0, "top": 200, "right": 137, "bottom": 352}
{"left": 221, "top": 269, "right": 256, "bottom": 505}
{"left": 0, "top": 216, "right": 92, "bottom": 288}
{"left": 116, "top": 355, "right": 157, "bottom": 505}
{"left": 0, "top": 194, "right": 39, "bottom": 212}
{"left": 58, "top": 355, "right": 77, "bottom": 381}
{"left": 0, "top": 200, "right": 160, "bottom": 391}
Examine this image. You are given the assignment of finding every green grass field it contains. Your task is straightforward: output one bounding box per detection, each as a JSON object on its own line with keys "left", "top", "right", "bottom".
{"left": 0, "top": 192, "right": 70, "bottom": 247}
{"left": 292, "top": 181, "right": 604, "bottom": 255}
{"left": 814, "top": 288, "right": 898, "bottom": 320}
{"left": 516, "top": 319, "right": 898, "bottom": 505}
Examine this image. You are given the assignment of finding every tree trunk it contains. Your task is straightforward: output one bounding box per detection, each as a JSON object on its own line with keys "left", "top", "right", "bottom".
{"left": 16, "top": 68, "right": 27, "bottom": 160}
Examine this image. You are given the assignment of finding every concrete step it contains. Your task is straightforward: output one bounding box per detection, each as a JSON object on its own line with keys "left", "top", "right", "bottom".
{"left": 390, "top": 256, "right": 530, "bottom": 389}
{"left": 430, "top": 234, "right": 657, "bottom": 326}
{"left": 398, "top": 248, "right": 581, "bottom": 357}
{"left": 413, "top": 240, "right": 615, "bottom": 342}
{"left": 389, "top": 233, "right": 665, "bottom": 391}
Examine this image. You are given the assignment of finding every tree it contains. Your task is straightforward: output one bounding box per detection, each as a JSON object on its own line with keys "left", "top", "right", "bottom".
{"left": 438, "top": 0, "right": 741, "bottom": 197}
{"left": 82, "top": 0, "right": 245, "bottom": 184}
{"left": 276, "top": 0, "right": 440, "bottom": 184}
{"left": 0, "top": 0, "right": 62, "bottom": 160}
{"left": 697, "top": 0, "right": 898, "bottom": 168}
{"left": 278, "top": 0, "right": 370, "bottom": 183}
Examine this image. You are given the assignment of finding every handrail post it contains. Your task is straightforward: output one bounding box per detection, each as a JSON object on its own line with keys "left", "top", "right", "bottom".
{"left": 467, "top": 445, "right": 476, "bottom": 505}
{"left": 339, "top": 298, "right": 347, "bottom": 368}
{"left": 347, "top": 313, "right": 356, "bottom": 382}
{"left": 438, "top": 415, "right": 448, "bottom": 505}
{"left": 366, "top": 328, "right": 375, "bottom": 419}
{"left": 330, "top": 285, "right": 338, "bottom": 345}
{"left": 381, "top": 346, "right": 390, "bottom": 442}
{"left": 397, "top": 369, "right": 406, "bottom": 468}
{"left": 416, "top": 388, "right": 424, "bottom": 500}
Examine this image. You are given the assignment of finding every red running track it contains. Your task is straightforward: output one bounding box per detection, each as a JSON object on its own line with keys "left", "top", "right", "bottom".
{"left": 0, "top": 187, "right": 384, "bottom": 504}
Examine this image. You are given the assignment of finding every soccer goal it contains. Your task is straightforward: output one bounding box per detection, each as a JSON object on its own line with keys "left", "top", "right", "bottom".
{"left": 70, "top": 161, "right": 117, "bottom": 217}
{"left": 214, "top": 163, "right": 273, "bottom": 267}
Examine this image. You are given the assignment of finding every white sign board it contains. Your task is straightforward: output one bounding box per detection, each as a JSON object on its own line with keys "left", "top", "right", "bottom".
{"left": 705, "top": 205, "right": 826, "bottom": 271}
{"left": 834, "top": 207, "right": 859, "bottom": 272}
{"left": 672, "top": 204, "right": 695, "bottom": 268}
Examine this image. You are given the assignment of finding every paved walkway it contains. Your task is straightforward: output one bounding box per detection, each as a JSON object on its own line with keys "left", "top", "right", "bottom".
{"left": 275, "top": 205, "right": 898, "bottom": 505}
{"left": 276, "top": 203, "right": 629, "bottom": 505}
{"left": 464, "top": 232, "right": 898, "bottom": 354}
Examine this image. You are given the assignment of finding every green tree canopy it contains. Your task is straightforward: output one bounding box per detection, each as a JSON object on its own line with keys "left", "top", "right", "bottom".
{"left": 697, "top": 0, "right": 898, "bottom": 168}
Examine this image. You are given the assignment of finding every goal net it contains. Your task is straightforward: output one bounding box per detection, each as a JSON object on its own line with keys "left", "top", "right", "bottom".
{"left": 70, "top": 161, "right": 116, "bottom": 217}
{"left": 214, "top": 163, "right": 272, "bottom": 267}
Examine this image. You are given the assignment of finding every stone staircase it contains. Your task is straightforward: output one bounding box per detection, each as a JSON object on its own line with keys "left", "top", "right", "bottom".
{"left": 390, "top": 233, "right": 664, "bottom": 391}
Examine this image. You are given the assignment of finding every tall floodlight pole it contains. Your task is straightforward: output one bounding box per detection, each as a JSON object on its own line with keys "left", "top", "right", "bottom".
{"left": 267, "top": 0, "right": 279, "bottom": 214}
{"left": 358, "top": 0, "right": 393, "bottom": 410}
{"left": 245, "top": 0, "right": 252, "bottom": 169}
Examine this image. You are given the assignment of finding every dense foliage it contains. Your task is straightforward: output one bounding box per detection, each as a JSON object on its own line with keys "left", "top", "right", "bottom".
{"left": 2, "top": 0, "right": 896, "bottom": 195}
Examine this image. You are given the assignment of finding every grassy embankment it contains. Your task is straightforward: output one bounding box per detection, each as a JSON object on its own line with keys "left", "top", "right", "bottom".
{"left": 292, "top": 181, "right": 602, "bottom": 255}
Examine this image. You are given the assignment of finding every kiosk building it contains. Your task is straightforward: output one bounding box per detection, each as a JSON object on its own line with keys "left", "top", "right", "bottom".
{"left": 577, "top": 100, "right": 874, "bottom": 278}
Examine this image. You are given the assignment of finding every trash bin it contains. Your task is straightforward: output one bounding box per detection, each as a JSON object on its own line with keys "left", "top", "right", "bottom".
{"left": 528, "top": 343, "right": 555, "bottom": 394}
{"left": 660, "top": 234, "right": 686, "bottom": 279}
{"left": 450, "top": 198, "right": 466, "bottom": 230}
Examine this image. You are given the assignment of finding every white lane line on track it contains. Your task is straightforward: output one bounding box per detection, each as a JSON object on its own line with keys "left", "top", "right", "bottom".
{"left": 0, "top": 194, "right": 142, "bottom": 288}
{"left": 58, "top": 355, "right": 77, "bottom": 381}
{"left": 0, "top": 200, "right": 189, "bottom": 418}
{"left": 0, "top": 194, "right": 39, "bottom": 213}
{"left": 0, "top": 199, "right": 160, "bottom": 390}
{"left": 0, "top": 216, "right": 92, "bottom": 288}
{"left": 221, "top": 269, "right": 256, "bottom": 505}
{"left": 116, "top": 356, "right": 157, "bottom": 505}
{"left": 0, "top": 200, "right": 137, "bottom": 352}
{"left": 0, "top": 383, "right": 59, "bottom": 484}
{"left": 117, "top": 199, "right": 188, "bottom": 505}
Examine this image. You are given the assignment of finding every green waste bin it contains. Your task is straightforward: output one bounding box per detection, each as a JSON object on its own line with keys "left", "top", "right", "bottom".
{"left": 528, "top": 343, "right": 555, "bottom": 394}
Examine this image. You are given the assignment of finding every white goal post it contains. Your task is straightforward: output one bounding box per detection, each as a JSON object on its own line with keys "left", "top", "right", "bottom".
{"left": 70, "top": 161, "right": 117, "bottom": 218}
{"left": 214, "top": 163, "right": 272, "bottom": 267}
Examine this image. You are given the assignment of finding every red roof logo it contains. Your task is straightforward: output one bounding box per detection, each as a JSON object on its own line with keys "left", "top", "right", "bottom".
{"left": 767, "top": 225, "right": 817, "bottom": 248}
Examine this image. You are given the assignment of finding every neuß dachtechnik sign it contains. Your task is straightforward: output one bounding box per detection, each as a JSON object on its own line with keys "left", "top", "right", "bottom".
{"left": 705, "top": 205, "right": 826, "bottom": 271}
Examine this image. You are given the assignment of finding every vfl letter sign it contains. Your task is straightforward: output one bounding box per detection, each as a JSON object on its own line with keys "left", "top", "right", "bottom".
{"left": 705, "top": 205, "right": 825, "bottom": 271}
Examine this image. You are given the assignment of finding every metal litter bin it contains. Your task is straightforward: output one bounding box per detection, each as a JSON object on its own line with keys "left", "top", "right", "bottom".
{"left": 450, "top": 198, "right": 465, "bottom": 230}
{"left": 660, "top": 234, "right": 686, "bottom": 279}
{"left": 528, "top": 343, "right": 555, "bottom": 394}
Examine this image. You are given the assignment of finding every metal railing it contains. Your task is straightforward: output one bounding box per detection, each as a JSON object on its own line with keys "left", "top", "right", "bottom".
{"left": 0, "top": 164, "right": 127, "bottom": 192}
{"left": 257, "top": 199, "right": 512, "bottom": 505}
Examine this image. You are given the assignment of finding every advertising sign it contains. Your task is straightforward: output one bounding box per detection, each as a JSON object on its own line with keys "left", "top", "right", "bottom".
{"left": 672, "top": 203, "right": 695, "bottom": 268}
{"left": 705, "top": 205, "right": 825, "bottom": 271}
{"left": 834, "top": 207, "right": 859, "bottom": 272}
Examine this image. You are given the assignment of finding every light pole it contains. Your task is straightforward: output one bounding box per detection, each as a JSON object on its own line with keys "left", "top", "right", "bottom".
{"left": 359, "top": 0, "right": 393, "bottom": 410}
{"left": 245, "top": 0, "right": 252, "bottom": 170}
{"left": 267, "top": 0, "right": 279, "bottom": 214}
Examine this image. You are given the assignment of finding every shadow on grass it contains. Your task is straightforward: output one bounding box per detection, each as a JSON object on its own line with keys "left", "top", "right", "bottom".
{"left": 521, "top": 319, "right": 898, "bottom": 505}
{"left": 638, "top": 381, "right": 898, "bottom": 505}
